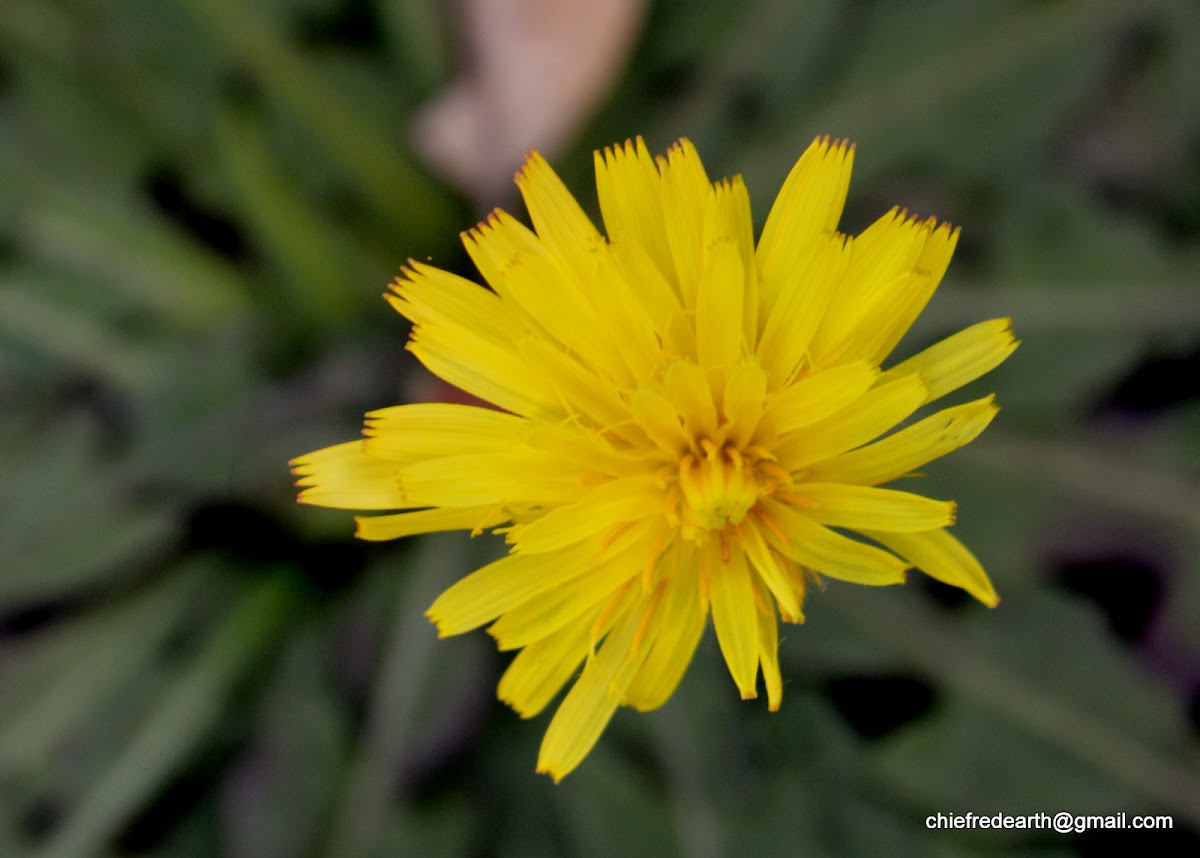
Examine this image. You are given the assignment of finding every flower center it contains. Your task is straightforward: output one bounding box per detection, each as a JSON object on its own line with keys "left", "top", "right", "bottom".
{"left": 674, "top": 439, "right": 772, "bottom": 542}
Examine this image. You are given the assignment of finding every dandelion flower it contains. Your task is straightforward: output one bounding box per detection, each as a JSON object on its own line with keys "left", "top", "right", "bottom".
{"left": 291, "top": 136, "right": 1017, "bottom": 781}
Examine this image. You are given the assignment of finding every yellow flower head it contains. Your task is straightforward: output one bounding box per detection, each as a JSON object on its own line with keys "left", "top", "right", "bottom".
{"left": 292, "top": 136, "right": 1017, "bottom": 781}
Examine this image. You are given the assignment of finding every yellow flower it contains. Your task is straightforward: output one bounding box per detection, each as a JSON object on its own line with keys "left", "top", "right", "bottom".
{"left": 292, "top": 136, "right": 1017, "bottom": 781}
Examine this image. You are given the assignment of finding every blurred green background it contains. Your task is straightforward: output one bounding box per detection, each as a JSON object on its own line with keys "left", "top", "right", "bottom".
{"left": 2, "top": 0, "right": 1199, "bottom": 856}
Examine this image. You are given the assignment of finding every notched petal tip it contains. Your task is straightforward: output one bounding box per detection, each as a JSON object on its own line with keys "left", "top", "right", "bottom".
{"left": 424, "top": 610, "right": 452, "bottom": 638}
{"left": 600, "top": 136, "right": 641, "bottom": 160}
{"left": 514, "top": 149, "right": 550, "bottom": 188}
{"left": 498, "top": 691, "right": 539, "bottom": 720}
{"left": 999, "top": 318, "right": 1021, "bottom": 350}
{"left": 665, "top": 137, "right": 703, "bottom": 169}
{"left": 535, "top": 762, "right": 566, "bottom": 785}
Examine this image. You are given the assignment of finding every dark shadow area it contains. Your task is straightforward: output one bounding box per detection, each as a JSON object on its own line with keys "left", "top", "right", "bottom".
{"left": 825, "top": 674, "right": 938, "bottom": 740}
{"left": 1053, "top": 555, "right": 1163, "bottom": 643}
{"left": 1091, "top": 340, "right": 1200, "bottom": 417}
{"left": 142, "top": 166, "right": 250, "bottom": 262}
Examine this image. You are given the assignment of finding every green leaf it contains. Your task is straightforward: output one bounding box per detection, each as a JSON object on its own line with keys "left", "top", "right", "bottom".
{"left": 30, "top": 573, "right": 297, "bottom": 858}
{"left": 220, "top": 628, "right": 349, "bottom": 858}
{"left": 0, "top": 562, "right": 204, "bottom": 772}
{"left": 323, "top": 535, "right": 476, "bottom": 858}
{"left": 173, "top": 0, "right": 461, "bottom": 248}
{"left": 214, "top": 106, "right": 363, "bottom": 322}
{"left": 828, "top": 586, "right": 1200, "bottom": 827}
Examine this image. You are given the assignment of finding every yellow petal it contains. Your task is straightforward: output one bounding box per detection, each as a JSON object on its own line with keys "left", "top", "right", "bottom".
{"left": 515, "top": 150, "right": 605, "bottom": 278}
{"left": 508, "top": 476, "right": 663, "bottom": 554}
{"left": 756, "top": 233, "right": 853, "bottom": 387}
{"left": 403, "top": 320, "right": 559, "bottom": 422}
{"left": 864, "top": 528, "right": 999, "bottom": 607}
{"left": 841, "top": 208, "right": 930, "bottom": 298}
{"left": 695, "top": 237, "right": 745, "bottom": 368}
{"left": 354, "top": 506, "right": 508, "bottom": 541}
{"left": 390, "top": 261, "right": 518, "bottom": 342}
{"left": 880, "top": 318, "right": 1018, "bottom": 405}
{"left": 587, "top": 247, "right": 664, "bottom": 383}
{"left": 760, "top": 498, "right": 908, "bottom": 586}
{"left": 432, "top": 520, "right": 655, "bottom": 639}
{"left": 595, "top": 137, "right": 675, "bottom": 290}
{"left": 463, "top": 217, "right": 571, "bottom": 331}
{"left": 516, "top": 335, "right": 629, "bottom": 429}
{"left": 722, "top": 362, "right": 769, "bottom": 449}
{"left": 663, "top": 305, "right": 697, "bottom": 359}
{"left": 389, "top": 265, "right": 560, "bottom": 419}
{"left": 623, "top": 546, "right": 705, "bottom": 711}
{"left": 524, "top": 421, "right": 641, "bottom": 476}
{"left": 537, "top": 606, "right": 653, "bottom": 782}
{"left": 462, "top": 215, "right": 628, "bottom": 385}
{"left": 807, "top": 395, "right": 999, "bottom": 486}
{"left": 707, "top": 546, "right": 759, "bottom": 700}
{"left": 738, "top": 519, "right": 803, "bottom": 622}
{"left": 663, "top": 358, "right": 718, "bottom": 440}
{"left": 458, "top": 208, "right": 541, "bottom": 295}
{"left": 810, "top": 209, "right": 930, "bottom": 365}
{"left": 488, "top": 531, "right": 650, "bottom": 649}
{"left": 660, "top": 139, "right": 711, "bottom": 307}
{"left": 631, "top": 387, "right": 689, "bottom": 457}
{"left": 790, "top": 482, "right": 956, "bottom": 532}
{"left": 704, "top": 175, "right": 757, "bottom": 343}
{"left": 775, "top": 374, "right": 927, "bottom": 470}
{"left": 427, "top": 542, "right": 595, "bottom": 636}
{"left": 497, "top": 621, "right": 591, "bottom": 718}
{"left": 606, "top": 234, "right": 682, "bottom": 331}
{"left": 865, "top": 221, "right": 959, "bottom": 363}
{"left": 399, "top": 450, "right": 588, "bottom": 508}
{"left": 291, "top": 440, "right": 404, "bottom": 510}
{"left": 765, "top": 361, "right": 878, "bottom": 436}
{"left": 819, "top": 272, "right": 922, "bottom": 365}
{"left": 364, "top": 403, "right": 526, "bottom": 463}
{"left": 753, "top": 578, "right": 783, "bottom": 712}
{"left": 756, "top": 137, "right": 854, "bottom": 309}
